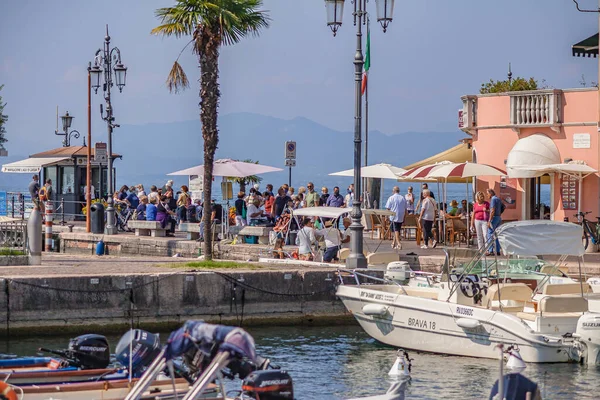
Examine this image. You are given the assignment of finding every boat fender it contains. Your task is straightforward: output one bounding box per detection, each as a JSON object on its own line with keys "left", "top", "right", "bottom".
{"left": 506, "top": 349, "right": 526, "bottom": 371}
{"left": 455, "top": 318, "right": 481, "bottom": 329}
{"left": 362, "top": 304, "right": 389, "bottom": 316}
{"left": 0, "top": 382, "right": 18, "bottom": 400}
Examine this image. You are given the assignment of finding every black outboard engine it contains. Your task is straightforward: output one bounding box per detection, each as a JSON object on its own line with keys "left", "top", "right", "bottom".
{"left": 115, "top": 329, "right": 161, "bottom": 376}
{"left": 67, "top": 334, "right": 111, "bottom": 370}
{"left": 39, "top": 334, "right": 110, "bottom": 370}
{"left": 241, "top": 370, "right": 294, "bottom": 400}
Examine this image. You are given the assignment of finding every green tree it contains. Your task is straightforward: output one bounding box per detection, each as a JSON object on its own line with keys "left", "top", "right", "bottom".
{"left": 0, "top": 85, "right": 7, "bottom": 151}
{"left": 226, "top": 159, "right": 262, "bottom": 193}
{"left": 479, "top": 77, "right": 539, "bottom": 94}
{"left": 152, "top": 0, "right": 269, "bottom": 260}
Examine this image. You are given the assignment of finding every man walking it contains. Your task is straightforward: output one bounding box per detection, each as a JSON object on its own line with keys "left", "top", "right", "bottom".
{"left": 386, "top": 186, "right": 407, "bottom": 250}
{"left": 305, "top": 182, "right": 319, "bottom": 207}
{"left": 326, "top": 186, "right": 345, "bottom": 207}
{"left": 486, "top": 188, "right": 502, "bottom": 255}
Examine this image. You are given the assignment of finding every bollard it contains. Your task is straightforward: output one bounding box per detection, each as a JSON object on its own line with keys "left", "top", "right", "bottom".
{"left": 45, "top": 201, "right": 53, "bottom": 252}
{"left": 61, "top": 197, "right": 65, "bottom": 225}
{"left": 20, "top": 194, "right": 25, "bottom": 220}
{"left": 11, "top": 195, "right": 14, "bottom": 218}
{"left": 105, "top": 197, "right": 117, "bottom": 235}
{"left": 27, "top": 207, "right": 42, "bottom": 265}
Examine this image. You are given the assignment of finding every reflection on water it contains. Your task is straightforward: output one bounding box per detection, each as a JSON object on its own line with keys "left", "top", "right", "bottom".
{"left": 2, "top": 324, "right": 599, "bottom": 399}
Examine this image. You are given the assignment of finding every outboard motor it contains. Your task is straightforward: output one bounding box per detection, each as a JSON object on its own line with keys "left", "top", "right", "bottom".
{"left": 39, "top": 334, "right": 110, "bottom": 370}
{"left": 115, "top": 329, "right": 161, "bottom": 376}
{"left": 241, "top": 369, "right": 294, "bottom": 400}
{"left": 575, "top": 314, "right": 600, "bottom": 365}
{"left": 385, "top": 261, "right": 412, "bottom": 285}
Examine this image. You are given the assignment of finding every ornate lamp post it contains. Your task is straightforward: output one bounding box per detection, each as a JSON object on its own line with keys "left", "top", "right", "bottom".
{"left": 90, "top": 25, "right": 127, "bottom": 234}
{"left": 325, "top": 0, "right": 394, "bottom": 268}
{"left": 55, "top": 111, "right": 81, "bottom": 147}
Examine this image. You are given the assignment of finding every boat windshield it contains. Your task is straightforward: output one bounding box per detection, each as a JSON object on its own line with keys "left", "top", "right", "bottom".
{"left": 452, "top": 257, "right": 566, "bottom": 279}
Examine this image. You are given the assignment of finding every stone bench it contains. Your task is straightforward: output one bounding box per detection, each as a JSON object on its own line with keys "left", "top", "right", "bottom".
{"left": 128, "top": 221, "right": 166, "bottom": 237}
{"left": 239, "top": 226, "right": 273, "bottom": 245}
{"left": 179, "top": 222, "right": 221, "bottom": 241}
{"left": 179, "top": 222, "right": 201, "bottom": 240}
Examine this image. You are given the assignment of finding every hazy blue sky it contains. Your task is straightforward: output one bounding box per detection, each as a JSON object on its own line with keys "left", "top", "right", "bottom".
{"left": 1, "top": 0, "right": 600, "bottom": 156}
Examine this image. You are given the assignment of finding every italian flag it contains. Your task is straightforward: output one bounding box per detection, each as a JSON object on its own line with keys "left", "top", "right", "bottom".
{"left": 361, "top": 22, "right": 370, "bottom": 96}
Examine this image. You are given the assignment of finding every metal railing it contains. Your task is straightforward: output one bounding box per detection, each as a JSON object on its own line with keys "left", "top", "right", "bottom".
{"left": 0, "top": 219, "right": 27, "bottom": 253}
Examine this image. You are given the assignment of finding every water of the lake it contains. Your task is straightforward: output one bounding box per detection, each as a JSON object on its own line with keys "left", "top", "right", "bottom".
{"left": 2, "top": 324, "right": 599, "bottom": 399}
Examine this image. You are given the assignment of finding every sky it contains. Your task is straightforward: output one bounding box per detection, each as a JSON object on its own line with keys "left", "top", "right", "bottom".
{"left": 1, "top": 0, "right": 600, "bottom": 157}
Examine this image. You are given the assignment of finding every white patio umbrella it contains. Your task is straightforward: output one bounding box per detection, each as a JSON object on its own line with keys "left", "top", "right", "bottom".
{"left": 168, "top": 158, "right": 283, "bottom": 178}
{"left": 426, "top": 162, "right": 506, "bottom": 246}
{"left": 330, "top": 163, "right": 407, "bottom": 208}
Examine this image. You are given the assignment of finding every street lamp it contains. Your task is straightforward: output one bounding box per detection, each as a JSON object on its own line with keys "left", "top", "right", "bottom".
{"left": 325, "top": 0, "right": 394, "bottom": 268}
{"left": 90, "top": 24, "right": 127, "bottom": 235}
{"left": 55, "top": 111, "right": 81, "bottom": 147}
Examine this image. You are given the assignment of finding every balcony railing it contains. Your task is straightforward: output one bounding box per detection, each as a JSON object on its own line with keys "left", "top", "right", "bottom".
{"left": 510, "top": 89, "right": 561, "bottom": 128}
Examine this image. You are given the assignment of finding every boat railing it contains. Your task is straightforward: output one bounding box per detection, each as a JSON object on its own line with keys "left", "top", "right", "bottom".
{"left": 337, "top": 268, "right": 409, "bottom": 295}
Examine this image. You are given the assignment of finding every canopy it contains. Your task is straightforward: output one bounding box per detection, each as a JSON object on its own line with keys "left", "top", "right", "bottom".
{"left": 573, "top": 32, "right": 598, "bottom": 58}
{"left": 1, "top": 157, "right": 71, "bottom": 173}
{"left": 399, "top": 161, "right": 468, "bottom": 183}
{"left": 290, "top": 207, "right": 395, "bottom": 219}
{"left": 329, "top": 163, "right": 406, "bottom": 180}
{"left": 427, "top": 162, "right": 506, "bottom": 179}
{"left": 496, "top": 220, "right": 585, "bottom": 257}
{"left": 168, "top": 159, "right": 282, "bottom": 178}
{"left": 506, "top": 134, "right": 561, "bottom": 178}
{"left": 402, "top": 143, "right": 472, "bottom": 171}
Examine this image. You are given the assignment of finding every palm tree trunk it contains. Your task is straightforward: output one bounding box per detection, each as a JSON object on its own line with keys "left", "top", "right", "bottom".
{"left": 199, "top": 31, "right": 221, "bottom": 261}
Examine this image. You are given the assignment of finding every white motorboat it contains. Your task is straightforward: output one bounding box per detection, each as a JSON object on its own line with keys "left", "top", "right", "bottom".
{"left": 337, "top": 220, "right": 600, "bottom": 364}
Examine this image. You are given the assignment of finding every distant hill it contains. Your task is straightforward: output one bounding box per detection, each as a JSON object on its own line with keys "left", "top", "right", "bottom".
{"left": 1, "top": 112, "right": 465, "bottom": 193}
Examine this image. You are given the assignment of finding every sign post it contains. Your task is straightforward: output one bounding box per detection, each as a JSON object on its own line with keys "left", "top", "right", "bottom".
{"left": 285, "top": 141, "right": 296, "bottom": 187}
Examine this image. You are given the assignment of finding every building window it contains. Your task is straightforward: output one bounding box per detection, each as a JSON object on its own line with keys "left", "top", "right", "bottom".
{"left": 61, "top": 166, "right": 75, "bottom": 194}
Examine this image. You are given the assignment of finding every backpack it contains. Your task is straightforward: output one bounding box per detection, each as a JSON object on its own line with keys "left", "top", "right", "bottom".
{"left": 500, "top": 201, "right": 506, "bottom": 215}
{"left": 186, "top": 205, "right": 198, "bottom": 223}
{"left": 39, "top": 186, "right": 48, "bottom": 201}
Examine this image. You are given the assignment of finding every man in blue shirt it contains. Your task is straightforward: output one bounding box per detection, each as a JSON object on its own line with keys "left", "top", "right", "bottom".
{"left": 385, "top": 186, "right": 407, "bottom": 250}
{"left": 326, "top": 186, "right": 345, "bottom": 207}
{"left": 126, "top": 187, "right": 140, "bottom": 209}
{"left": 486, "top": 188, "right": 502, "bottom": 255}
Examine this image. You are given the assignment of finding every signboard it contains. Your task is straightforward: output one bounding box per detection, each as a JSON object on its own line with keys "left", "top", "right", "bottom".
{"left": 499, "top": 176, "right": 517, "bottom": 210}
{"left": 573, "top": 133, "right": 591, "bottom": 149}
{"left": 0, "top": 149, "right": 7, "bottom": 157}
{"left": 458, "top": 109, "right": 464, "bottom": 129}
{"left": 561, "top": 174, "right": 578, "bottom": 210}
{"left": 285, "top": 141, "right": 296, "bottom": 159}
{"left": 285, "top": 159, "right": 296, "bottom": 167}
{"left": 189, "top": 174, "right": 203, "bottom": 202}
{"left": 95, "top": 142, "right": 108, "bottom": 163}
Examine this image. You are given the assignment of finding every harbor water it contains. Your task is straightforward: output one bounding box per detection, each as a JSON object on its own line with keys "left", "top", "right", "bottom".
{"left": 2, "top": 324, "right": 598, "bottom": 399}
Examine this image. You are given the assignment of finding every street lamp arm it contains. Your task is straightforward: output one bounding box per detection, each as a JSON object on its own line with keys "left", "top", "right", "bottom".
{"left": 68, "top": 130, "right": 81, "bottom": 141}
{"left": 109, "top": 47, "right": 123, "bottom": 63}
{"left": 572, "top": 0, "right": 599, "bottom": 12}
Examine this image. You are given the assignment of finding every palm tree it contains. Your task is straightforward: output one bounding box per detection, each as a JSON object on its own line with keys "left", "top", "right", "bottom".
{"left": 226, "top": 159, "right": 262, "bottom": 192}
{"left": 152, "top": 0, "right": 269, "bottom": 260}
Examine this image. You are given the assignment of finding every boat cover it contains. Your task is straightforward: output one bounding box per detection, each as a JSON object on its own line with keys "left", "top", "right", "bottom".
{"left": 496, "top": 220, "right": 584, "bottom": 257}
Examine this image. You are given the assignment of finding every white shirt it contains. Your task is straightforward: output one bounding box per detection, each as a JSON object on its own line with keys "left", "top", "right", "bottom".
{"left": 385, "top": 193, "right": 407, "bottom": 223}
{"left": 421, "top": 197, "right": 436, "bottom": 221}
{"left": 316, "top": 228, "right": 341, "bottom": 249}
{"left": 84, "top": 185, "right": 96, "bottom": 200}
{"left": 341, "top": 229, "right": 352, "bottom": 249}
{"left": 246, "top": 203, "right": 263, "bottom": 225}
{"left": 405, "top": 193, "right": 415, "bottom": 211}
{"left": 296, "top": 226, "right": 316, "bottom": 255}
{"left": 148, "top": 192, "right": 160, "bottom": 202}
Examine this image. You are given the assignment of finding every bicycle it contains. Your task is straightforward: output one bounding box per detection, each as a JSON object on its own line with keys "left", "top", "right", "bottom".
{"left": 116, "top": 206, "right": 134, "bottom": 232}
{"left": 574, "top": 211, "right": 600, "bottom": 250}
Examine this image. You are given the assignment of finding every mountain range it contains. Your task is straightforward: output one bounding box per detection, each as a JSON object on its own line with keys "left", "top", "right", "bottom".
{"left": 1, "top": 112, "right": 465, "bottom": 192}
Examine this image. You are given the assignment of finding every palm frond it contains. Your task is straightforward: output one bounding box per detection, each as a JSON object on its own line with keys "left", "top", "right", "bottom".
{"left": 166, "top": 61, "right": 190, "bottom": 93}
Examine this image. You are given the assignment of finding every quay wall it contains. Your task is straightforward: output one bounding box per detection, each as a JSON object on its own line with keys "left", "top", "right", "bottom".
{"left": 0, "top": 269, "right": 371, "bottom": 337}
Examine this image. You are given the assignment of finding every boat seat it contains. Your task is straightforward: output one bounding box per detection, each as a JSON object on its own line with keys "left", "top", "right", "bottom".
{"left": 541, "top": 282, "right": 591, "bottom": 295}
{"left": 540, "top": 294, "right": 588, "bottom": 314}
{"left": 517, "top": 311, "right": 583, "bottom": 322}
{"left": 367, "top": 252, "right": 400, "bottom": 265}
{"left": 483, "top": 283, "right": 533, "bottom": 311}
{"left": 539, "top": 265, "right": 569, "bottom": 276}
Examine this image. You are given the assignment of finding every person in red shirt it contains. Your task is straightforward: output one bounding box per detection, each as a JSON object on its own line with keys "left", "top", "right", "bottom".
{"left": 263, "top": 191, "right": 275, "bottom": 217}
{"left": 470, "top": 191, "right": 490, "bottom": 251}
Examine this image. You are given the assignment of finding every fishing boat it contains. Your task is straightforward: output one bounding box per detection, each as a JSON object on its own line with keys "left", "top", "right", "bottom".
{"left": 337, "top": 220, "right": 600, "bottom": 364}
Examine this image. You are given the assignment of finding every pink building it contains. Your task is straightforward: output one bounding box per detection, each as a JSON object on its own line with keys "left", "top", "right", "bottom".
{"left": 459, "top": 88, "right": 599, "bottom": 223}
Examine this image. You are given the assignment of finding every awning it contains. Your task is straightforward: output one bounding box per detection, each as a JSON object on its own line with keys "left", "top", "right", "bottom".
{"left": 402, "top": 143, "right": 472, "bottom": 171}
{"left": 1, "top": 157, "right": 72, "bottom": 173}
{"left": 573, "top": 32, "right": 598, "bottom": 58}
{"left": 513, "top": 163, "right": 597, "bottom": 178}
{"left": 506, "top": 134, "right": 561, "bottom": 178}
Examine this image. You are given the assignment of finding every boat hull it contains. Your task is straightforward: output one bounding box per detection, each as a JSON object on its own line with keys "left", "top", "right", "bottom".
{"left": 337, "top": 285, "right": 574, "bottom": 363}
